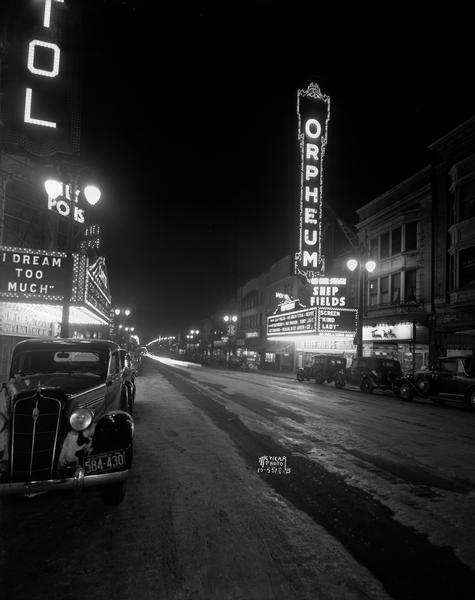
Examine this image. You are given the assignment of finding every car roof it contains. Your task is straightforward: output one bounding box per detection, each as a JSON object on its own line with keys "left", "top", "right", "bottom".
{"left": 12, "top": 338, "right": 120, "bottom": 353}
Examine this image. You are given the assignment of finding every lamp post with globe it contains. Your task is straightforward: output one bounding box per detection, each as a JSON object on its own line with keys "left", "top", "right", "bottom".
{"left": 44, "top": 178, "right": 101, "bottom": 338}
{"left": 346, "top": 256, "right": 376, "bottom": 357}
{"left": 223, "top": 315, "right": 238, "bottom": 368}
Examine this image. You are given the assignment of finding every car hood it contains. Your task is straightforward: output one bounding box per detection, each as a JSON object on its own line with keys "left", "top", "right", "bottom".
{"left": 8, "top": 373, "right": 105, "bottom": 397}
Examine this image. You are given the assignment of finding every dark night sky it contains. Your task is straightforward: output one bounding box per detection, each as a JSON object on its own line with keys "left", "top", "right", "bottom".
{"left": 74, "top": 1, "right": 474, "bottom": 341}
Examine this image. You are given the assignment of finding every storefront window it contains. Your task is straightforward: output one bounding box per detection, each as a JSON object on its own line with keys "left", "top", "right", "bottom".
{"left": 380, "top": 232, "right": 390, "bottom": 258}
{"left": 460, "top": 179, "right": 475, "bottom": 221}
{"left": 391, "top": 273, "right": 401, "bottom": 303}
{"left": 369, "top": 237, "right": 378, "bottom": 260}
{"left": 405, "top": 269, "right": 417, "bottom": 302}
{"left": 369, "top": 279, "right": 378, "bottom": 306}
{"left": 405, "top": 222, "right": 418, "bottom": 251}
{"left": 459, "top": 246, "right": 475, "bottom": 287}
{"left": 380, "top": 276, "right": 389, "bottom": 304}
{"left": 391, "top": 227, "right": 401, "bottom": 254}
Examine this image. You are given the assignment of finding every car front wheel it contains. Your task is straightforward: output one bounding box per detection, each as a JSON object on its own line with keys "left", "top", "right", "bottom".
{"left": 334, "top": 374, "right": 345, "bottom": 388}
{"left": 465, "top": 388, "right": 475, "bottom": 411}
{"left": 397, "top": 381, "right": 414, "bottom": 401}
{"left": 360, "top": 378, "right": 374, "bottom": 394}
{"left": 297, "top": 371, "right": 305, "bottom": 382}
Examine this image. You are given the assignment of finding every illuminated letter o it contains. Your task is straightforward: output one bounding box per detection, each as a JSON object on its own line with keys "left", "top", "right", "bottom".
{"left": 305, "top": 119, "right": 321, "bottom": 139}
{"left": 56, "top": 200, "right": 70, "bottom": 216}
{"left": 28, "top": 40, "right": 61, "bottom": 78}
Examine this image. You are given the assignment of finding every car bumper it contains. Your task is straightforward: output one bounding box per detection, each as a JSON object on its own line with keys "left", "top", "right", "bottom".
{"left": 0, "top": 467, "right": 129, "bottom": 496}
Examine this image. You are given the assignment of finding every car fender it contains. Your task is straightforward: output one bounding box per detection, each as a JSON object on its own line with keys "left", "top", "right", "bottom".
{"left": 92, "top": 411, "right": 134, "bottom": 466}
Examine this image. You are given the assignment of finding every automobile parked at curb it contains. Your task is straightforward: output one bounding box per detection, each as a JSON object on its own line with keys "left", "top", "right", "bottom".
{"left": 335, "top": 356, "right": 402, "bottom": 393}
{"left": 394, "top": 356, "right": 475, "bottom": 410}
{"left": 0, "top": 338, "right": 134, "bottom": 504}
{"left": 297, "top": 354, "right": 346, "bottom": 387}
{"left": 119, "top": 348, "right": 136, "bottom": 414}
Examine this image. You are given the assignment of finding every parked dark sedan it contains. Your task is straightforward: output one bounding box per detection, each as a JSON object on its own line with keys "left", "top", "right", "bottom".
{"left": 119, "top": 348, "right": 136, "bottom": 414}
{"left": 395, "top": 356, "right": 475, "bottom": 409}
{"left": 336, "top": 356, "right": 402, "bottom": 393}
{"left": 297, "top": 354, "right": 346, "bottom": 387}
{"left": 0, "top": 338, "right": 134, "bottom": 504}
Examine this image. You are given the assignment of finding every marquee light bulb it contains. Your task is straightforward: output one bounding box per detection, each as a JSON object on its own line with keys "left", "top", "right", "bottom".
{"left": 84, "top": 185, "right": 101, "bottom": 206}
{"left": 44, "top": 179, "right": 62, "bottom": 199}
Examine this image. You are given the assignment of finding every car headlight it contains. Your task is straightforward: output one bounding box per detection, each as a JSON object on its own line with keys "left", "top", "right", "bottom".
{"left": 0, "top": 412, "right": 7, "bottom": 433}
{"left": 70, "top": 408, "right": 93, "bottom": 431}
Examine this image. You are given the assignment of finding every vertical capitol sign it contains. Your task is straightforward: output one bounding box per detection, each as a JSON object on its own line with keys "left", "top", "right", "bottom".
{"left": 294, "top": 83, "right": 330, "bottom": 282}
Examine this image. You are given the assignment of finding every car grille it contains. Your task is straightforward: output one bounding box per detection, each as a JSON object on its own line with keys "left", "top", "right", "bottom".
{"left": 11, "top": 393, "right": 62, "bottom": 482}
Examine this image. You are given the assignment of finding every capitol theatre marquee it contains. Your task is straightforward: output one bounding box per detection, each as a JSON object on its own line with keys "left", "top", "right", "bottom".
{"left": 294, "top": 83, "right": 330, "bottom": 281}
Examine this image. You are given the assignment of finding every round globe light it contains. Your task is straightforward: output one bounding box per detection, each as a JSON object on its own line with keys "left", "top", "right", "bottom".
{"left": 114, "top": 308, "right": 121, "bottom": 316}
{"left": 224, "top": 315, "right": 230, "bottom": 322}
{"left": 124, "top": 309, "right": 131, "bottom": 316}
{"left": 84, "top": 185, "right": 101, "bottom": 206}
{"left": 346, "top": 259, "right": 358, "bottom": 272}
{"left": 232, "top": 315, "right": 238, "bottom": 323}
{"left": 365, "top": 260, "right": 377, "bottom": 273}
{"left": 44, "top": 179, "right": 63, "bottom": 199}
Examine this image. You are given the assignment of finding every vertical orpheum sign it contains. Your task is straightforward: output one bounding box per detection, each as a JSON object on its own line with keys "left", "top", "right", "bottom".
{"left": 295, "top": 83, "right": 330, "bottom": 281}
{"left": 3, "top": 0, "right": 80, "bottom": 156}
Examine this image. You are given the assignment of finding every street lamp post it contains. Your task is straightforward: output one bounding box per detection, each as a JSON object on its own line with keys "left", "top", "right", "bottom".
{"left": 223, "top": 315, "right": 237, "bottom": 368}
{"left": 188, "top": 330, "right": 200, "bottom": 360}
{"left": 45, "top": 178, "right": 101, "bottom": 338}
{"left": 113, "top": 307, "right": 131, "bottom": 346}
{"left": 346, "top": 256, "right": 376, "bottom": 357}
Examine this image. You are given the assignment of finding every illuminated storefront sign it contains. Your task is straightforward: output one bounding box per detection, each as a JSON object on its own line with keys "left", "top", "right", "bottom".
{"left": 3, "top": 0, "right": 80, "bottom": 156}
{"left": 317, "top": 308, "right": 357, "bottom": 336}
{"left": 363, "top": 323, "right": 417, "bottom": 341}
{"left": 267, "top": 308, "right": 317, "bottom": 337}
{"left": 71, "top": 254, "right": 111, "bottom": 323}
{"left": 0, "top": 246, "right": 66, "bottom": 301}
{"left": 310, "top": 276, "right": 347, "bottom": 307}
{"left": 46, "top": 181, "right": 85, "bottom": 223}
{"left": 295, "top": 83, "right": 330, "bottom": 281}
{"left": 0, "top": 303, "right": 57, "bottom": 337}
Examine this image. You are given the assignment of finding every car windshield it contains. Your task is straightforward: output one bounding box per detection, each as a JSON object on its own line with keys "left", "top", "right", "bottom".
{"left": 12, "top": 349, "right": 109, "bottom": 379}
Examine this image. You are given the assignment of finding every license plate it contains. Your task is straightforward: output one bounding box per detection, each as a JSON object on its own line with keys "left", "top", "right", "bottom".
{"left": 84, "top": 451, "right": 125, "bottom": 474}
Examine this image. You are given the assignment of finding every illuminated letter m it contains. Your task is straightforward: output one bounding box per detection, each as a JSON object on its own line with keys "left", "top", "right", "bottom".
{"left": 302, "top": 251, "right": 319, "bottom": 267}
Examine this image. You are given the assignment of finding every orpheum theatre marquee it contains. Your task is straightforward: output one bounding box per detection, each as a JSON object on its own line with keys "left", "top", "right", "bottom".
{"left": 266, "top": 82, "right": 358, "bottom": 357}
{"left": 0, "top": 246, "right": 111, "bottom": 338}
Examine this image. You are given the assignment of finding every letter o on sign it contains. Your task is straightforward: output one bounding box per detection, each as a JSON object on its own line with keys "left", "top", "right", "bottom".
{"left": 56, "top": 199, "right": 70, "bottom": 217}
{"left": 305, "top": 118, "right": 321, "bottom": 139}
{"left": 28, "top": 40, "right": 61, "bottom": 78}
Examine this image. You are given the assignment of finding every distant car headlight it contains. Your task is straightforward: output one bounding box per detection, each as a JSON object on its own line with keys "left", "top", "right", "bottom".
{"left": 70, "top": 408, "right": 93, "bottom": 431}
{"left": 0, "top": 412, "right": 7, "bottom": 433}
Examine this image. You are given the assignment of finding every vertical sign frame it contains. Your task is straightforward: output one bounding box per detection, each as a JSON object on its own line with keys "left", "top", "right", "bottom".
{"left": 294, "top": 83, "right": 330, "bottom": 281}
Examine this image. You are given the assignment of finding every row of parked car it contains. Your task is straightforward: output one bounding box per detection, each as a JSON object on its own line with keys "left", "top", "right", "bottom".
{"left": 0, "top": 338, "right": 137, "bottom": 505}
{"left": 297, "top": 354, "right": 475, "bottom": 410}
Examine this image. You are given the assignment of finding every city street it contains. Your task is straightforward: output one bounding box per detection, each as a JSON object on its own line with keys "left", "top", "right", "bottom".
{"left": 1, "top": 355, "right": 475, "bottom": 600}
